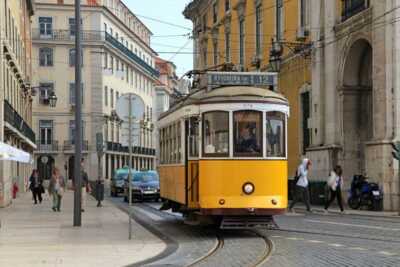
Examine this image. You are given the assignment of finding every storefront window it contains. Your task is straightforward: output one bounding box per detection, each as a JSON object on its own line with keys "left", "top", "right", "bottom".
{"left": 203, "top": 111, "right": 229, "bottom": 156}
{"left": 233, "top": 111, "right": 262, "bottom": 157}
{"left": 266, "top": 112, "right": 285, "bottom": 157}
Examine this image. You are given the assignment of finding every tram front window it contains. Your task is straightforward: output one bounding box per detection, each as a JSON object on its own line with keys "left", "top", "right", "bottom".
{"left": 203, "top": 111, "right": 229, "bottom": 156}
{"left": 233, "top": 110, "right": 262, "bottom": 157}
{"left": 266, "top": 112, "right": 285, "bottom": 157}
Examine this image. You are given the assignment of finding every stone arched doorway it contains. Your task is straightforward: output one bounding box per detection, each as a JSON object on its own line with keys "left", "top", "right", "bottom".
{"left": 37, "top": 155, "right": 55, "bottom": 180}
{"left": 341, "top": 39, "right": 373, "bottom": 176}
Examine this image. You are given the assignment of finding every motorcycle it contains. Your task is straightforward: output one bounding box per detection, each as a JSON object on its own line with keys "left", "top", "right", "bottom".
{"left": 347, "top": 175, "right": 383, "bottom": 211}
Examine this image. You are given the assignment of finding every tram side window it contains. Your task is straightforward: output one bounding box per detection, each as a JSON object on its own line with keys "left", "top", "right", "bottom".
{"left": 266, "top": 112, "right": 286, "bottom": 157}
{"left": 203, "top": 111, "right": 229, "bottom": 156}
{"left": 233, "top": 110, "right": 262, "bottom": 157}
{"left": 189, "top": 117, "right": 199, "bottom": 158}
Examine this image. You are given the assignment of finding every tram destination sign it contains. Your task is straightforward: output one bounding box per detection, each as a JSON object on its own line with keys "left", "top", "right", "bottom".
{"left": 207, "top": 71, "right": 277, "bottom": 89}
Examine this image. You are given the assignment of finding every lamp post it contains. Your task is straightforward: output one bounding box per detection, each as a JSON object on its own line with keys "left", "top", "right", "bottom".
{"left": 48, "top": 91, "right": 58, "bottom": 108}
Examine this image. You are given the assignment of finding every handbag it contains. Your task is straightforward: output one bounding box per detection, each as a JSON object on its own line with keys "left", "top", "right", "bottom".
{"left": 57, "top": 187, "right": 65, "bottom": 197}
{"left": 40, "top": 185, "right": 45, "bottom": 194}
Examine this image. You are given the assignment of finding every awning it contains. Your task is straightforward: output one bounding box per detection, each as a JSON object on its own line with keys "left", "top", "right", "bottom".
{"left": 0, "top": 142, "right": 32, "bottom": 164}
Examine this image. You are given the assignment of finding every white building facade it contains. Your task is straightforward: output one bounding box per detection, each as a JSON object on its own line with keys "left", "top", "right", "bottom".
{"left": 32, "top": 0, "right": 159, "bottom": 182}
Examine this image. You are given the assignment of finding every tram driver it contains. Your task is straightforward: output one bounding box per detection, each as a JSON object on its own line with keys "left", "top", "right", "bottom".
{"left": 236, "top": 123, "right": 260, "bottom": 153}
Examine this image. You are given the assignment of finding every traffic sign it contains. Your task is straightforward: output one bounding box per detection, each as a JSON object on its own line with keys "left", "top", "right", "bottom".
{"left": 115, "top": 93, "right": 145, "bottom": 122}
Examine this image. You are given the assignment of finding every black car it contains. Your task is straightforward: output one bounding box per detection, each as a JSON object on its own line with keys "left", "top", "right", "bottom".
{"left": 123, "top": 170, "right": 160, "bottom": 202}
{"left": 110, "top": 168, "right": 133, "bottom": 197}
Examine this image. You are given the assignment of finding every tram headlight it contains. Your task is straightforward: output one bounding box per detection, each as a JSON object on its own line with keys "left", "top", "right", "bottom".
{"left": 242, "top": 182, "right": 255, "bottom": 195}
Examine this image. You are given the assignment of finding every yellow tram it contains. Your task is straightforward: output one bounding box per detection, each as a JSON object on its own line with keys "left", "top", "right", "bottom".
{"left": 158, "top": 72, "right": 289, "bottom": 228}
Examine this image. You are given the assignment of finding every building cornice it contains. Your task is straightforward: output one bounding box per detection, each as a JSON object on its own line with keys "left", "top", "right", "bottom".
{"left": 34, "top": 3, "right": 157, "bottom": 55}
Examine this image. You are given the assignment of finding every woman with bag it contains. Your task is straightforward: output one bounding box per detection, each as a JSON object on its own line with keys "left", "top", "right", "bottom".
{"left": 48, "top": 168, "right": 66, "bottom": 212}
{"left": 324, "top": 165, "right": 345, "bottom": 213}
{"left": 29, "top": 169, "right": 43, "bottom": 204}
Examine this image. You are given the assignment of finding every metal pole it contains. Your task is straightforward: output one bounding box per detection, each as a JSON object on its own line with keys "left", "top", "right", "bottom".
{"left": 128, "top": 95, "right": 133, "bottom": 239}
{"left": 73, "top": 0, "right": 82, "bottom": 227}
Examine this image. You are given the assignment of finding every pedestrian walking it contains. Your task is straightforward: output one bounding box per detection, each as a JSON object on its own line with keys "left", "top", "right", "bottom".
{"left": 48, "top": 168, "right": 66, "bottom": 212}
{"left": 289, "top": 158, "right": 312, "bottom": 213}
{"left": 324, "top": 165, "right": 344, "bottom": 213}
{"left": 95, "top": 177, "right": 104, "bottom": 207}
{"left": 29, "top": 170, "right": 43, "bottom": 204}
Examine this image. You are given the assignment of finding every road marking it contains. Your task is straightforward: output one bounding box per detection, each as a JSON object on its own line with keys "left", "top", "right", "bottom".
{"left": 134, "top": 206, "right": 164, "bottom": 221}
{"left": 328, "top": 243, "right": 344, "bottom": 247}
{"left": 271, "top": 235, "right": 283, "bottom": 238}
{"left": 304, "top": 219, "right": 400, "bottom": 231}
{"left": 348, "top": 247, "right": 368, "bottom": 251}
{"left": 378, "top": 251, "right": 397, "bottom": 256}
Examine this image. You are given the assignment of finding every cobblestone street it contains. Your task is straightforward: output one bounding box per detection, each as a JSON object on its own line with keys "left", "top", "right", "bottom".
{"left": 113, "top": 198, "right": 400, "bottom": 267}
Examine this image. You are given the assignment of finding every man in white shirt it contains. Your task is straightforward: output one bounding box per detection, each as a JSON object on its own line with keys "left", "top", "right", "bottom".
{"left": 289, "top": 158, "right": 312, "bottom": 212}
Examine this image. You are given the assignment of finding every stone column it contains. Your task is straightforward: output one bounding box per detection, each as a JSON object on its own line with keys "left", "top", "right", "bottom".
{"left": 323, "top": 0, "right": 338, "bottom": 145}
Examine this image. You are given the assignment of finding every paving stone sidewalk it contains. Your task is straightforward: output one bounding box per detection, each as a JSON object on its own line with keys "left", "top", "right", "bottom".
{"left": 0, "top": 190, "right": 166, "bottom": 267}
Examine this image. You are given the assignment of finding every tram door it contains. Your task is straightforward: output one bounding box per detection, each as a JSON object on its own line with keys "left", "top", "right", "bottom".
{"left": 185, "top": 117, "right": 200, "bottom": 209}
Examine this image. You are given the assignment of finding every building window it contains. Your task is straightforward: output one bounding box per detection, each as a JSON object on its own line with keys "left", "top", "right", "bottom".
{"left": 39, "top": 120, "right": 53, "bottom": 145}
{"left": 110, "top": 88, "right": 114, "bottom": 108}
{"left": 202, "top": 14, "right": 208, "bottom": 32}
{"left": 69, "top": 18, "right": 82, "bottom": 36}
{"left": 110, "top": 56, "right": 114, "bottom": 73}
{"left": 233, "top": 110, "right": 262, "bottom": 157}
{"left": 266, "top": 112, "right": 286, "bottom": 157}
{"left": 39, "top": 47, "right": 53, "bottom": 66}
{"left": 213, "top": 41, "right": 218, "bottom": 66}
{"left": 104, "top": 23, "right": 107, "bottom": 33}
{"left": 342, "top": 0, "right": 369, "bottom": 21}
{"left": 203, "top": 111, "right": 229, "bottom": 157}
{"left": 212, "top": 2, "right": 218, "bottom": 24}
{"left": 69, "top": 83, "right": 84, "bottom": 105}
{"left": 104, "top": 86, "right": 108, "bottom": 106}
{"left": 276, "top": 0, "right": 284, "bottom": 40}
{"left": 69, "top": 120, "right": 84, "bottom": 144}
{"left": 116, "top": 91, "right": 119, "bottom": 102}
{"left": 39, "top": 17, "right": 52, "bottom": 36}
{"left": 69, "top": 49, "right": 83, "bottom": 67}
{"left": 300, "top": 0, "right": 307, "bottom": 29}
{"left": 104, "top": 52, "right": 108, "bottom": 69}
{"left": 239, "top": 19, "right": 245, "bottom": 66}
{"left": 256, "top": 5, "right": 262, "bottom": 56}
{"left": 301, "top": 91, "right": 311, "bottom": 154}
{"left": 39, "top": 83, "right": 54, "bottom": 105}
{"left": 225, "top": 0, "right": 230, "bottom": 12}
{"left": 225, "top": 32, "right": 231, "bottom": 62}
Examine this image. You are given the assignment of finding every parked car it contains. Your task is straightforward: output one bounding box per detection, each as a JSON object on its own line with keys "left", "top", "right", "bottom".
{"left": 123, "top": 170, "right": 160, "bottom": 202}
{"left": 110, "top": 168, "right": 136, "bottom": 197}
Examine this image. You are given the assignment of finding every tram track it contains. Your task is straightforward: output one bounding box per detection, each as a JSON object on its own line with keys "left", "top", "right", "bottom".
{"left": 184, "top": 230, "right": 273, "bottom": 267}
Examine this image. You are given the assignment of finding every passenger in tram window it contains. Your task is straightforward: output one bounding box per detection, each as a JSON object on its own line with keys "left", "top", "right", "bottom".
{"left": 236, "top": 123, "right": 259, "bottom": 153}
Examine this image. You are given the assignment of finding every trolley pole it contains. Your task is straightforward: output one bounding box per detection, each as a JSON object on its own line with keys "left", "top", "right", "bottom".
{"left": 73, "top": 0, "right": 83, "bottom": 227}
{"left": 128, "top": 94, "right": 133, "bottom": 239}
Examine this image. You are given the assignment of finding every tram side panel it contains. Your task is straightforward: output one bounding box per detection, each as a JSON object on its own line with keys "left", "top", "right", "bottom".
{"left": 198, "top": 160, "right": 287, "bottom": 212}
{"left": 159, "top": 165, "right": 186, "bottom": 205}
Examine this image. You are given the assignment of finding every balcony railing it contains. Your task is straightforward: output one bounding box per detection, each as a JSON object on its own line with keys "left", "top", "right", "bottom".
{"left": 32, "top": 29, "right": 103, "bottom": 42}
{"left": 63, "top": 140, "right": 89, "bottom": 151}
{"left": 105, "top": 32, "right": 159, "bottom": 78}
{"left": 342, "top": 0, "right": 369, "bottom": 21}
{"left": 36, "top": 140, "right": 59, "bottom": 152}
{"left": 106, "top": 141, "right": 155, "bottom": 155}
{"left": 4, "top": 100, "right": 35, "bottom": 144}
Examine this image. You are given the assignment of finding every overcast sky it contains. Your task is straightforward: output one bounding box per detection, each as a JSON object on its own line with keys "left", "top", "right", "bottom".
{"left": 123, "top": 0, "right": 194, "bottom": 77}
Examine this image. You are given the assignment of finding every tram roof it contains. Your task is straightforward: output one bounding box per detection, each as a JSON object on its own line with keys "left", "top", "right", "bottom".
{"left": 159, "top": 86, "right": 288, "bottom": 120}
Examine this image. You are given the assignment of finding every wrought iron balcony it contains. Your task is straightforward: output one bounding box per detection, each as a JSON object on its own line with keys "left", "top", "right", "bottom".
{"left": 106, "top": 141, "right": 155, "bottom": 155}
{"left": 4, "top": 100, "right": 35, "bottom": 144}
{"left": 32, "top": 29, "right": 103, "bottom": 42}
{"left": 342, "top": 0, "right": 369, "bottom": 21}
{"left": 63, "top": 140, "right": 89, "bottom": 151}
{"left": 105, "top": 32, "right": 159, "bottom": 78}
{"left": 36, "top": 140, "right": 59, "bottom": 152}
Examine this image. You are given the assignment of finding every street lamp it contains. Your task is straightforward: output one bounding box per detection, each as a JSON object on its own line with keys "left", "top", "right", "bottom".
{"left": 48, "top": 91, "right": 58, "bottom": 108}
{"left": 269, "top": 38, "right": 283, "bottom": 73}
